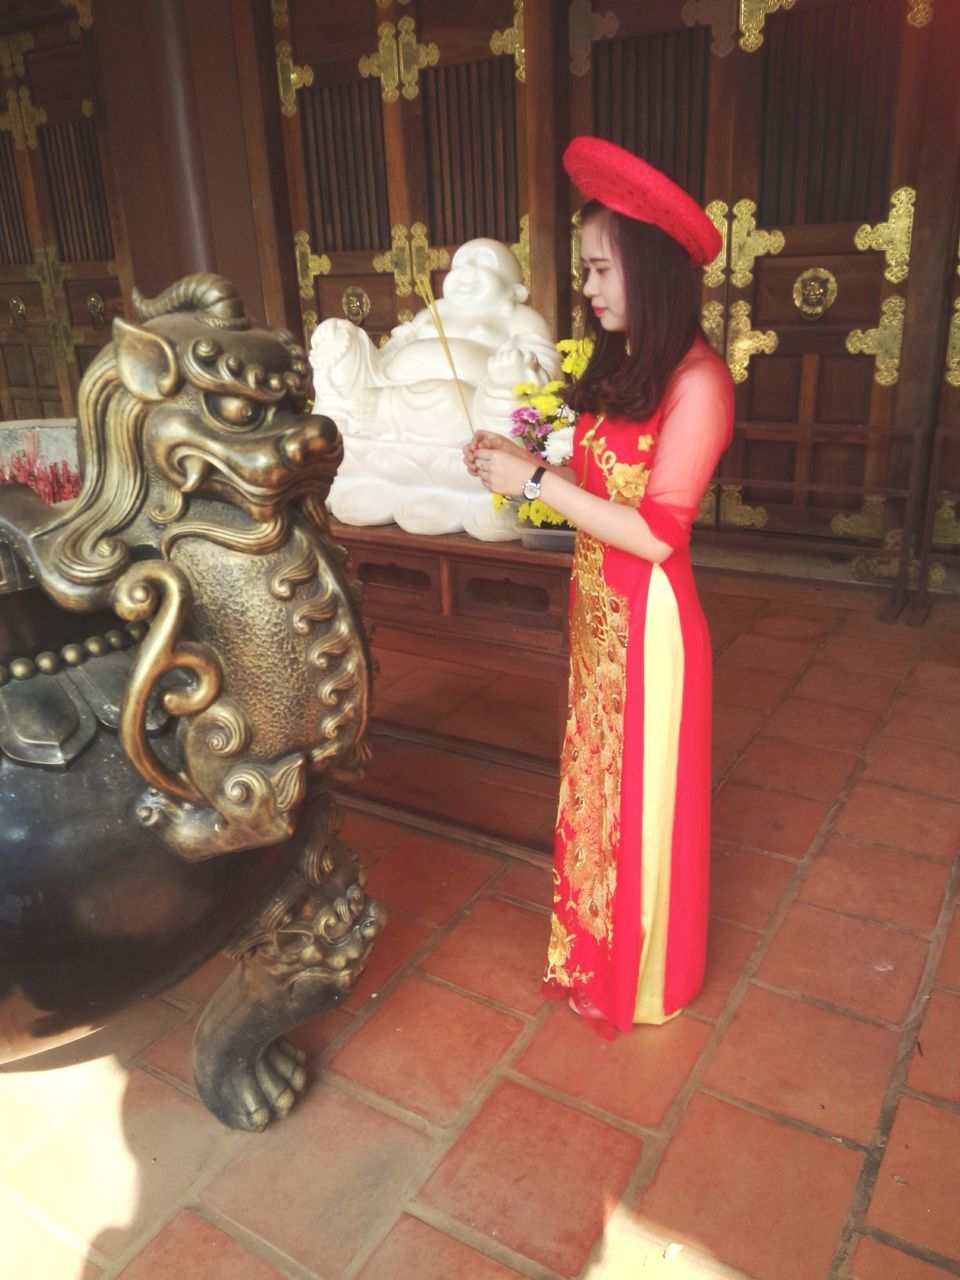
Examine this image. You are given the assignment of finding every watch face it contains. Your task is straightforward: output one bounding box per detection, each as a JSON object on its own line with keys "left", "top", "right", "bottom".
{"left": 523, "top": 480, "right": 540, "bottom": 499}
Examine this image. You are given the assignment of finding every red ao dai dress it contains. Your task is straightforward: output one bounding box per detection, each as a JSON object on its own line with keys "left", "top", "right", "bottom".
{"left": 544, "top": 338, "right": 734, "bottom": 1032}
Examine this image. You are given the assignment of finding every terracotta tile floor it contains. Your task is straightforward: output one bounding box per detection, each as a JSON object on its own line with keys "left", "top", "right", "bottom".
{"left": 3, "top": 570, "right": 960, "bottom": 1279}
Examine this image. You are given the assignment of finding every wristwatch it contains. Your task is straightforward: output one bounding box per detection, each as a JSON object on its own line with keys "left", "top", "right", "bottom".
{"left": 522, "top": 466, "right": 546, "bottom": 501}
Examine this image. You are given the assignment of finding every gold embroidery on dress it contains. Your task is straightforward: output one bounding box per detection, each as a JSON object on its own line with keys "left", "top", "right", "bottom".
{"left": 556, "top": 530, "right": 630, "bottom": 942}
{"left": 581, "top": 422, "right": 654, "bottom": 505}
{"left": 545, "top": 912, "right": 575, "bottom": 984}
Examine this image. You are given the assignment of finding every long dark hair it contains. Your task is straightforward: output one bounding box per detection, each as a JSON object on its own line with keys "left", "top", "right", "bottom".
{"left": 567, "top": 201, "right": 702, "bottom": 422}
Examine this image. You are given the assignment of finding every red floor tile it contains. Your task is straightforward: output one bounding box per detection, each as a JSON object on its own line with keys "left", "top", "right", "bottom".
{"left": 345, "top": 914, "right": 437, "bottom": 1011}
{"left": 712, "top": 703, "right": 765, "bottom": 759}
{"left": 116, "top": 1209, "right": 286, "bottom": 1279}
{"left": 818, "top": 634, "right": 916, "bottom": 675}
{"left": 365, "top": 834, "right": 501, "bottom": 923}
{"left": 800, "top": 835, "right": 949, "bottom": 934}
{"left": 793, "top": 662, "right": 897, "bottom": 712}
{"left": 328, "top": 975, "right": 523, "bottom": 1124}
{"left": 288, "top": 1006, "right": 354, "bottom": 1058}
{"left": 902, "top": 660, "right": 960, "bottom": 706}
{"left": 494, "top": 860, "right": 553, "bottom": 909}
{"left": 381, "top": 663, "right": 496, "bottom": 719}
{"left": 923, "top": 632, "right": 960, "bottom": 666}
{"left": 762, "top": 695, "right": 880, "bottom": 754}
{"left": 201, "top": 1087, "right": 435, "bottom": 1275}
{"left": 719, "top": 634, "right": 817, "bottom": 674}
{"left": 637, "top": 1093, "right": 862, "bottom": 1280}
{"left": 938, "top": 910, "right": 960, "bottom": 990}
{"left": 341, "top": 811, "right": 405, "bottom": 854}
{"left": 484, "top": 672, "right": 561, "bottom": 715}
{"left": 7, "top": 1068, "right": 240, "bottom": 1260}
{"left": 703, "top": 986, "right": 899, "bottom": 1142}
{"left": 884, "top": 694, "right": 960, "bottom": 747}
{"left": 142, "top": 1013, "right": 198, "bottom": 1090}
{"left": 866, "top": 1096, "right": 960, "bottom": 1261}
{"left": 833, "top": 780, "right": 960, "bottom": 863}
{"left": 907, "top": 989, "right": 960, "bottom": 1103}
{"left": 419, "top": 897, "right": 550, "bottom": 1015}
{"left": 688, "top": 920, "right": 760, "bottom": 1019}
{"left": 359, "top": 742, "right": 482, "bottom": 807}
{"left": 757, "top": 903, "right": 929, "bottom": 1024}
{"left": 356, "top": 1214, "right": 527, "bottom": 1280}
{"left": 479, "top": 760, "right": 560, "bottom": 800}
{"left": 748, "top": 610, "right": 838, "bottom": 641}
{"left": 730, "top": 735, "right": 857, "bottom": 802}
{"left": 863, "top": 731, "right": 960, "bottom": 803}
{"left": 712, "top": 664, "right": 794, "bottom": 712}
{"left": 440, "top": 778, "right": 556, "bottom": 841}
{"left": 710, "top": 846, "right": 796, "bottom": 929}
{"left": 418, "top": 1079, "right": 643, "bottom": 1276}
{"left": 516, "top": 1003, "right": 712, "bottom": 1128}
{"left": 712, "top": 782, "right": 830, "bottom": 858}
{"left": 432, "top": 698, "right": 535, "bottom": 749}
{"left": 847, "top": 1235, "right": 954, "bottom": 1280}
{"left": 170, "top": 952, "right": 235, "bottom": 1005}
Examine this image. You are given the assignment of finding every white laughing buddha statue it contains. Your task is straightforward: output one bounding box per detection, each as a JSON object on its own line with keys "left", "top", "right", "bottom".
{"left": 309, "top": 237, "right": 561, "bottom": 540}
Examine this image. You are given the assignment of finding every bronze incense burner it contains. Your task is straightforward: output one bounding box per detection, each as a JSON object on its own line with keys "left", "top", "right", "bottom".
{"left": 0, "top": 274, "right": 383, "bottom": 1130}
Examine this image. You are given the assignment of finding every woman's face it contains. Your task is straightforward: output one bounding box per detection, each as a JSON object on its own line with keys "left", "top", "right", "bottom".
{"left": 580, "top": 219, "right": 628, "bottom": 332}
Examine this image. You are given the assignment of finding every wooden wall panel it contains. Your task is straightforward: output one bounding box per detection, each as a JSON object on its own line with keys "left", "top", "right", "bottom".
{"left": 0, "top": 133, "right": 32, "bottom": 266}
{"left": 37, "top": 118, "right": 114, "bottom": 263}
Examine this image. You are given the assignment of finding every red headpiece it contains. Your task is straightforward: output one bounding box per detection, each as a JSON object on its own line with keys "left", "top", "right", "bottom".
{"left": 563, "top": 136, "right": 721, "bottom": 266}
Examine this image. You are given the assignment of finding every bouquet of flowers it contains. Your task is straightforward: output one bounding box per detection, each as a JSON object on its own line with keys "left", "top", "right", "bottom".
{"left": 493, "top": 337, "right": 593, "bottom": 528}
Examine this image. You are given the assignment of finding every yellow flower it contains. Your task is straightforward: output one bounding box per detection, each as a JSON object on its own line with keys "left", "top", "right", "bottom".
{"left": 491, "top": 492, "right": 509, "bottom": 512}
{"left": 556, "top": 336, "right": 594, "bottom": 379}
{"left": 512, "top": 381, "right": 539, "bottom": 397}
{"left": 530, "top": 392, "right": 561, "bottom": 418}
{"left": 525, "top": 498, "right": 570, "bottom": 527}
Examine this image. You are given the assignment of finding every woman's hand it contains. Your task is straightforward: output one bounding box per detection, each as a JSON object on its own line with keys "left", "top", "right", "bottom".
{"left": 462, "top": 429, "right": 530, "bottom": 480}
{"left": 475, "top": 443, "right": 541, "bottom": 497}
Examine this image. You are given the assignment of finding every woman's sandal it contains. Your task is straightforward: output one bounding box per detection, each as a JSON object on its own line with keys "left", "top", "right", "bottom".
{"left": 568, "top": 991, "right": 605, "bottom": 1021}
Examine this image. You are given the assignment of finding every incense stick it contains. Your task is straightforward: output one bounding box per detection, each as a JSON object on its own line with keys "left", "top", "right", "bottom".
{"left": 413, "top": 272, "right": 475, "bottom": 440}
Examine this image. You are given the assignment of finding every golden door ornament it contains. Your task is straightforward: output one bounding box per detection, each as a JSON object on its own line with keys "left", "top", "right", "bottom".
{"left": 830, "top": 494, "right": 885, "bottom": 539}
{"left": 932, "top": 498, "right": 960, "bottom": 547}
{"left": 1, "top": 86, "right": 47, "bottom": 152}
{"left": 276, "top": 41, "right": 314, "bottom": 117}
{"left": 294, "top": 231, "right": 331, "bottom": 301}
{"left": 906, "top": 0, "right": 933, "bottom": 26}
{"left": 853, "top": 529, "right": 945, "bottom": 590}
{"left": 569, "top": 0, "right": 619, "bottom": 75}
{"left": 341, "top": 286, "right": 372, "bottom": 326}
{"left": 946, "top": 297, "right": 960, "bottom": 388}
{"left": 8, "top": 296, "right": 27, "bottom": 331}
{"left": 61, "top": 0, "right": 93, "bottom": 28}
{"left": 0, "top": 32, "right": 34, "bottom": 80}
{"left": 726, "top": 300, "right": 778, "bottom": 383}
{"left": 85, "top": 293, "right": 106, "bottom": 330}
{"left": 410, "top": 222, "right": 449, "bottom": 283}
{"left": 570, "top": 210, "right": 583, "bottom": 293}
{"left": 302, "top": 308, "right": 318, "bottom": 351}
{"left": 271, "top": 0, "right": 288, "bottom": 27}
{"left": 373, "top": 224, "right": 413, "bottom": 296}
{"left": 701, "top": 301, "right": 726, "bottom": 357}
{"left": 846, "top": 295, "right": 905, "bottom": 386}
{"left": 854, "top": 187, "right": 915, "bottom": 284}
{"left": 510, "top": 215, "right": 531, "bottom": 291}
{"left": 720, "top": 485, "right": 768, "bottom": 528}
{"left": 26, "top": 244, "right": 75, "bottom": 366}
{"left": 730, "top": 200, "right": 784, "bottom": 288}
{"left": 694, "top": 483, "right": 718, "bottom": 527}
{"left": 681, "top": 0, "right": 738, "bottom": 58}
{"left": 739, "top": 0, "right": 796, "bottom": 52}
{"left": 491, "top": 0, "right": 525, "bottom": 82}
{"left": 361, "top": 19, "right": 438, "bottom": 102}
{"left": 793, "top": 268, "right": 837, "bottom": 320}
{"left": 703, "top": 201, "right": 729, "bottom": 289}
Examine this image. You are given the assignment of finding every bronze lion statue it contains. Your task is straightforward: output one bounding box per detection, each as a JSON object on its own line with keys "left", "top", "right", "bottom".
{"left": 0, "top": 274, "right": 383, "bottom": 1131}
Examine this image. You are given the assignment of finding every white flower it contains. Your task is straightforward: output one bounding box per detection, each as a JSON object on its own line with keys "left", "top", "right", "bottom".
{"left": 544, "top": 425, "right": 574, "bottom": 465}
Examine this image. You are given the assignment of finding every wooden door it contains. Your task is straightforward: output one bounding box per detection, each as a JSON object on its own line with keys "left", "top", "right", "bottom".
{"left": 273, "top": 0, "right": 526, "bottom": 349}
{"left": 0, "top": 14, "right": 125, "bottom": 419}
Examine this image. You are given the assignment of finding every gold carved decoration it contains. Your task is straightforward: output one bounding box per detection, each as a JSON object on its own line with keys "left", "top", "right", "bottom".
{"left": 681, "top": 0, "right": 737, "bottom": 57}
{"left": 569, "top": 0, "right": 619, "bottom": 75}
{"left": 703, "top": 201, "right": 729, "bottom": 288}
{"left": 85, "top": 292, "right": 106, "bottom": 330}
{"left": 361, "top": 18, "right": 438, "bottom": 103}
{"left": 854, "top": 187, "right": 915, "bottom": 284}
{"left": 571, "top": 210, "right": 583, "bottom": 292}
{"left": 491, "top": 0, "right": 525, "bottom": 83}
{"left": 695, "top": 483, "right": 718, "bottom": 527}
{"left": 276, "top": 40, "right": 313, "bottom": 117}
{"left": 374, "top": 224, "right": 412, "bottom": 296}
{"left": 932, "top": 498, "right": 960, "bottom": 547}
{"left": 302, "top": 308, "right": 318, "bottom": 351}
{"left": 701, "top": 301, "right": 726, "bottom": 357}
{"left": 81, "top": 97, "right": 94, "bottom": 117}
{"left": 0, "top": 32, "right": 34, "bottom": 80}
{"left": 26, "top": 244, "right": 75, "bottom": 365}
{"left": 510, "top": 214, "right": 531, "bottom": 291}
{"left": 739, "top": 0, "right": 796, "bottom": 52}
{"left": 410, "top": 221, "right": 449, "bottom": 283}
{"left": 294, "top": 231, "right": 330, "bottom": 301}
{"left": 906, "top": 0, "right": 933, "bottom": 26}
{"left": 830, "top": 494, "right": 885, "bottom": 539}
{"left": 1, "top": 86, "right": 47, "bottom": 151}
{"left": 61, "top": 0, "right": 93, "bottom": 28}
{"left": 720, "top": 485, "right": 768, "bottom": 528}
{"left": 730, "top": 199, "right": 784, "bottom": 288}
{"left": 793, "top": 267, "right": 838, "bottom": 320}
{"left": 853, "top": 529, "right": 945, "bottom": 590}
{"left": 726, "top": 300, "right": 777, "bottom": 383}
{"left": 271, "top": 0, "right": 288, "bottom": 26}
{"left": 9, "top": 295, "right": 27, "bottom": 331}
{"left": 846, "top": 295, "right": 905, "bottom": 386}
{"left": 946, "top": 297, "right": 960, "bottom": 388}
{"left": 341, "top": 286, "right": 371, "bottom": 326}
